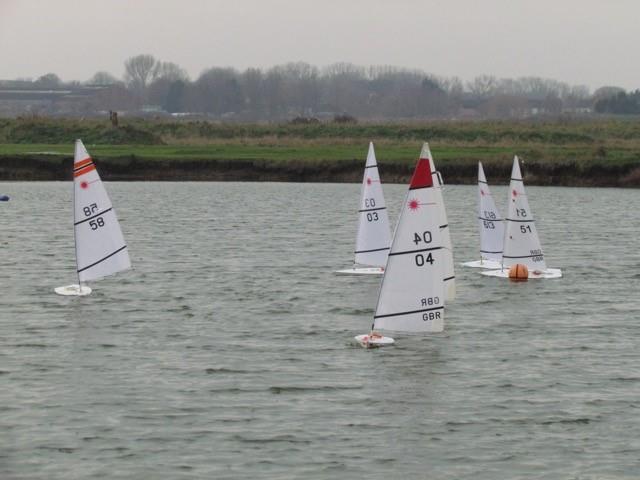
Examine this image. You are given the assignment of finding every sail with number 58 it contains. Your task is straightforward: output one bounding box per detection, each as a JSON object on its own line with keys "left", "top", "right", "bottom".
{"left": 55, "top": 139, "right": 131, "bottom": 295}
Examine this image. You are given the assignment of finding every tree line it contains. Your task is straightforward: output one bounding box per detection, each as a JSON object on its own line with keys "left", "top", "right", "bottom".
{"left": 8, "top": 54, "right": 640, "bottom": 119}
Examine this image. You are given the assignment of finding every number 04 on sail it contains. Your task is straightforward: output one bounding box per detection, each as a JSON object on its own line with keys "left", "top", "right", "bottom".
{"left": 55, "top": 140, "right": 131, "bottom": 296}
{"left": 355, "top": 153, "right": 445, "bottom": 347}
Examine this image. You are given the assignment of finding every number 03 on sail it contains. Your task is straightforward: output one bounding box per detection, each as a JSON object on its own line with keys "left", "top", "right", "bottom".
{"left": 335, "top": 142, "right": 391, "bottom": 275}
{"left": 55, "top": 140, "right": 131, "bottom": 296}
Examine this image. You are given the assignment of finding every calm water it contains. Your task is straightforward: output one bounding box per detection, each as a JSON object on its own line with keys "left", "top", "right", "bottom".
{"left": 1, "top": 182, "right": 639, "bottom": 479}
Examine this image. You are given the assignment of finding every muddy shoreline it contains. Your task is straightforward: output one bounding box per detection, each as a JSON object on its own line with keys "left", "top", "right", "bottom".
{"left": 1, "top": 155, "right": 638, "bottom": 187}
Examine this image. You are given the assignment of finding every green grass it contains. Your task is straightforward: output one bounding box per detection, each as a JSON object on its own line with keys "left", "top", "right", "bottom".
{"left": 1, "top": 142, "right": 637, "bottom": 168}
{"left": 1, "top": 117, "right": 640, "bottom": 173}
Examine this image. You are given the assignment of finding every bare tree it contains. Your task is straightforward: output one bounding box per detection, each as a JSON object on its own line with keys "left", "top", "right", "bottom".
{"left": 87, "top": 71, "right": 120, "bottom": 85}
{"left": 467, "top": 75, "right": 498, "bottom": 99}
{"left": 155, "top": 62, "right": 189, "bottom": 82}
{"left": 592, "top": 86, "right": 625, "bottom": 103}
{"left": 124, "top": 54, "right": 158, "bottom": 96}
{"left": 36, "top": 73, "right": 62, "bottom": 87}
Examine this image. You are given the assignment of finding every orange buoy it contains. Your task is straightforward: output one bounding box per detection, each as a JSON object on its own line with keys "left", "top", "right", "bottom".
{"left": 508, "top": 263, "right": 529, "bottom": 281}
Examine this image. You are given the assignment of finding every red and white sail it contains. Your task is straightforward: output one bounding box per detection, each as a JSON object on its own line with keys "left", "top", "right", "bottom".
{"left": 501, "top": 156, "right": 546, "bottom": 271}
{"left": 372, "top": 156, "right": 444, "bottom": 333}
{"left": 477, "top": 162, "right": 504, "bottom": 263}
{"left": 73, "top": 140, "right": 131, "bottom": 282}
{"left": 420, "top": 143, "right": 455, "bottom": 301}
{"left": 354, "top": 142, "right": 391, "bottom": 267}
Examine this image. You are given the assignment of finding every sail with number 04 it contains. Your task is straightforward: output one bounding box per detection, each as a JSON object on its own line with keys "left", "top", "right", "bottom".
{"left": 55, "top": 140, "right": 131, "bottom": 295}
{"left": 335, "top": 142, "right": 391, "bottom": 275}
{"left": 355, "top": 154, "right": 444, "bottom": 347}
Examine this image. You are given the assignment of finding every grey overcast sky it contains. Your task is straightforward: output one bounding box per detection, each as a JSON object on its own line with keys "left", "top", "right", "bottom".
{"left": 1, "top": 0, "right": 638, "bottom": 90}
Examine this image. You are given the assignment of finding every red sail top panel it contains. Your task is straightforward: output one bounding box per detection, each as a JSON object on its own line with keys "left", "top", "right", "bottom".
{"left": 409, "top": 158, "right": 434, "bottom": 190}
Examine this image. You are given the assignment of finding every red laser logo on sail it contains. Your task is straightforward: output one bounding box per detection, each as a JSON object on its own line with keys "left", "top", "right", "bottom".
{"left": 408, "top": 198, "right": 420, "bottom": 211}
{"left": 366, "top": 177, "right": 372, "bottom": 185}
{"left": 80, "top": 181, "right": 89, "bottom": 189}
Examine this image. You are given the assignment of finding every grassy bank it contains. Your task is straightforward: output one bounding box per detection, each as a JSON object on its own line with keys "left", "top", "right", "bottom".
{"left": 1, "top": 117, "right": 639, "bottom": 186}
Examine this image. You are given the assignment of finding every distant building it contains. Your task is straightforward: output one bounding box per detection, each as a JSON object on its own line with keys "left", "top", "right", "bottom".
{"left": 0, "top": 81, "right": 116, "bottom": 117}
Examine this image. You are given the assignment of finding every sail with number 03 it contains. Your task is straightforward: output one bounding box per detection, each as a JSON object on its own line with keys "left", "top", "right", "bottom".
{"left": 462, "top": 162, "right": 504, "bottom": 269}
{"left": 335, "top": 142, "right": 391, "bottom": 275}
{"left": 55, "top": 140, "right": 131, "bottom": 295}
{"left": 481, "top": 156, "right": 561, "bottom": 279}
{"left": 355, "top": 154, "right": 444, "bottom": 346}
{"left": 419, "top": 143, "right": 455, "bottom": 300}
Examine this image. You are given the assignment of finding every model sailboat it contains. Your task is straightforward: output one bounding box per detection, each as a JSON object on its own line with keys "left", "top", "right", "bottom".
{"left": 55, "top": 140, "right": 131, "bottom": 295}
{"left": 355, "top": 154, "right": 445, "bottom": 347}
{"left": 335, "top": 142, "right": 391, "bottom": 275}
{"left": 462, "top": 162, "right": 504, "bottom": 269}
{"left": 419, "top": 143, "right": 456, "bottom": 301}
{"left": 481, "top": 156, "right": 561, "bottom": 279}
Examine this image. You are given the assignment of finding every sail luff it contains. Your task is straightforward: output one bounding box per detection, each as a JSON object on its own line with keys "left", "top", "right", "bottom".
{"left": 73, "top": 141, "right": 81, "bottom": 287}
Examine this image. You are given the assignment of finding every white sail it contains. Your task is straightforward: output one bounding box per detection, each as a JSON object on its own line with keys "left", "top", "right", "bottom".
{"left": 420, "top": 143, "right": 455, "bottom": 301}
{"left": 372, "top": 156, "right": 444, "bottom": 333}
{"left": 353, "top": 142, "right": 391, "bottom": 267}
{"left": 501, "top": 156, "right": 547, "bottom": 271}
{"left": 73, "top": 139, "right": 131, "bottom": 282}
{"left": 477, "top": 162, "right": 504, "bottom": 263}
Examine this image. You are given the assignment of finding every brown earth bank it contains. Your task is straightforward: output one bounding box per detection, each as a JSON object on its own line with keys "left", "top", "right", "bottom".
{"left": 1, "top": 155, "right": 639, "bottom": 187}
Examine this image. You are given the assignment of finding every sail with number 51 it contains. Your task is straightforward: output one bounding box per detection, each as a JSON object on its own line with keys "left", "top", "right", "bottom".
{"left": 481, "top": 156, "right": 561, "bottom": 280}
{"left": 55, "top": 139, "right": 131, "bottom": 295}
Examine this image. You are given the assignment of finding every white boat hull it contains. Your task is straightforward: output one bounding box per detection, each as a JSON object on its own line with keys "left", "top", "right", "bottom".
{"left": 55, "top": 284, "right": 92, "bottom": 296}
{"left": 480, "top": 268, "right": 562, "bottom": 279}
{"left": 461, "top": 259, "right": 503, "bottom": 269}
{"left": 335, "top": 267, "right": 384, "bottom": 276}
{"left": 354, "top": 333, "right": 395, "bottom": 348}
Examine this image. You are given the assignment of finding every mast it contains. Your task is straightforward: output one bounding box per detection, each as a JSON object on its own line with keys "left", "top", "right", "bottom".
{"left": 73, "top": 139, "right": 82, "bottom": 290}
